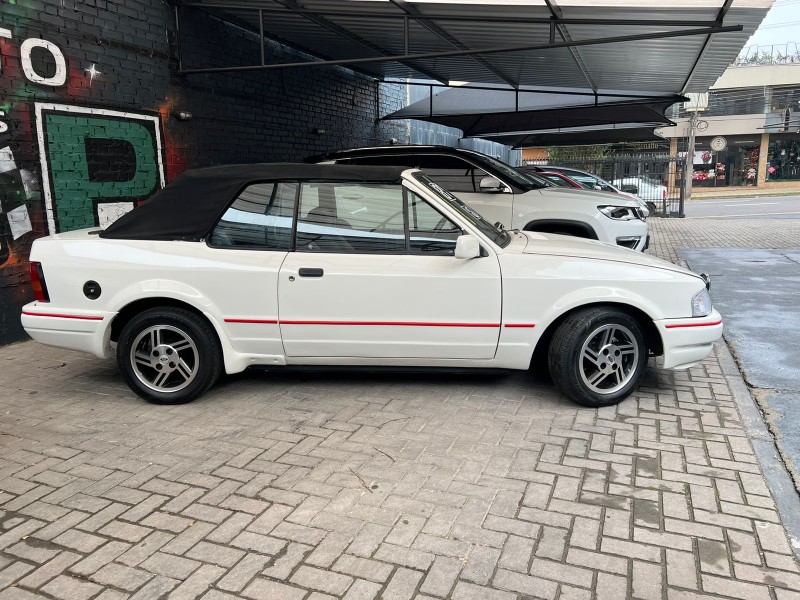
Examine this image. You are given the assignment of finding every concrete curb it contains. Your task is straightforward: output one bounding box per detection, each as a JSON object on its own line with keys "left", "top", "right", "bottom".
{"left": 715, "top": 340, "right": 800, "bottom": 561}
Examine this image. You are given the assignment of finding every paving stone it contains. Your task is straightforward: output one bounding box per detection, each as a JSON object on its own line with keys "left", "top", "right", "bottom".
{"left": 20, "top": 551, "right": 81, "bottom": 588}
{"left": 216, "top": 555, "right": 268, "bottom": 592}
{"left": 381, "top": 567, "right": 423, "bottom": 600}
{"left": 0, "top": 588, "right": 47, "bottom": 600}
{"left": 342, "top": 579, "right": 382, "bottom": 600}
{"left": 141, "top": 552, "right": 200, "bottom": 579}
{"left": 128, "top": 575, "right": 179, "bottom": 600}
{"left": 116, "top": 531, "right": 175, "bottom": 567}
{"left": 262, "top": 541, "right": 312, "bottom": 579}
{"left": 41, "top": 574, "right": 103, "bottom": 600}
{"left": 452, "top": 580, "right": 517, "bottom": 600}
{"left": 0, "top": 562, "right": 36, "bottom": 587}
{"left": 290, "top": 565, "right": 353, "bottom": 596}
{"left": 332, "top": 554, "right": 393, "bottom": 583}
{"left": 242, "top": 578, "right": 306, "bottom": 600}
{"left": 185, "top": 542, "right": 244, "bottom": 568}
{"left": 374, "top": 543, "right": 434, "bottom": 571}
{"left": 70, "top": 541, "right": 132, "bottom": 576}
{"left": 420, "top": 555, "right": 462, "bottom": 597}
{"left": 91, "top": 563, "right": 153, "bottom": 592}
{"left": 632, "top": 560, "right": 662, "bottom": 600}
{"left": 2, "top": 216, "right": 800, "bottom": 600}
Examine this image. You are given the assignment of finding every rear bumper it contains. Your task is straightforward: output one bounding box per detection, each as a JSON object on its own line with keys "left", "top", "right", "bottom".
{"left": 21, "top": 303, "right": 114, "bottom": 359}
{"left": 655, "top": 309, "right": 723, "bottom": 369}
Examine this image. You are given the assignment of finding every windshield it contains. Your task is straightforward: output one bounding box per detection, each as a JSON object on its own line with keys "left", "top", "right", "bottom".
{"left": 411, "top": 172, "right": 511, "bottom": 247}
{"left": 459, "top": 150, "right": 548, "bottom": 191}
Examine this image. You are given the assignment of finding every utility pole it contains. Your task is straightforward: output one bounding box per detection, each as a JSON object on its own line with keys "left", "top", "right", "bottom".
{"left": 683, "top": 111, "right": 697, "bottom": 203}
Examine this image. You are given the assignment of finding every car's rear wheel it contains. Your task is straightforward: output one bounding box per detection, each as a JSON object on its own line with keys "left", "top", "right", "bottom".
{"left": 548, "top": 307, "right": 647, "bottom": 407}
{"left": 117, "top": 307, "right": 222, "bottom": 404}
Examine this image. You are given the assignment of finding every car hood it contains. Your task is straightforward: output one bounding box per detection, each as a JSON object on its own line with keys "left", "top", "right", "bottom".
{"left": 535, "top": 186, "right": 639, "bottom": 207}
{"left": 514, "top": 231, "right": 700, "bottom": 278}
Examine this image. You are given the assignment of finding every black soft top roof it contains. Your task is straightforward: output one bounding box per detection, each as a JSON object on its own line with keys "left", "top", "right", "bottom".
{"left": 101, "top": 163, "right": 408, "bottom": 241}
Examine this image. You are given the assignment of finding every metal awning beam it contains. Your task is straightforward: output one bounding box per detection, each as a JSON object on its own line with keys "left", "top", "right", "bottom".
{"left": 682, "top": 0, "right": 736, "bottom": 93}
{"left": 259, "top": 0, "right": 448, "bottom": 82}
{"left": 179, "top": 24, "right": 743, "bottom": 75}
{"left": 396, "top": 81, "right": 683, "bottom": 100}
{"left": 179, "top": 3, "right": 721, "bottom": 28}
{"left": 388, "top": 0, "right": 520, "bottom": 88}
{"left": 544, "top": 0, "right": 597, "bottom": 92}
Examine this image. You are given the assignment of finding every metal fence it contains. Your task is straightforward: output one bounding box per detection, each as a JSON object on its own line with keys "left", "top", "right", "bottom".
{"left": 525, "top": 153, "right": 686, "bottom": 217}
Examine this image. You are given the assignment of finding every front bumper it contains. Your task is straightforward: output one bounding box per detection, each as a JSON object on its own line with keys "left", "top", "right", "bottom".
{"left": 655, "top": 309, "right": 723, "bottom": 370}
{"left": 616, "top": 234, "right": 649, "bottom": 252}
{"left": 21, "top": 302, "right": 114, "bottom": 359}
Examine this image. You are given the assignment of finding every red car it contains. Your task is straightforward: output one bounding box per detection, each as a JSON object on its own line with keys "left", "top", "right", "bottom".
{"left": 536, "top": 170, "right": 583, "bottom": 189}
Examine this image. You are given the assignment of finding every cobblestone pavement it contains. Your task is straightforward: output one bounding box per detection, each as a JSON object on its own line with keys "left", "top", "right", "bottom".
{"left": 1, "top": 218, "right": 799, "bottom": 600}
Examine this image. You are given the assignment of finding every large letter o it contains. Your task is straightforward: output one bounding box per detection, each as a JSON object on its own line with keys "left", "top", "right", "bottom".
{"left": 21, "top": 38, "right": 67, "bottom": 86}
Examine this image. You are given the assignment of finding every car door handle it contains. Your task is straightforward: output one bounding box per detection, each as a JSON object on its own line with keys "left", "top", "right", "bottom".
{"left": 298, "top": 268, "right": 324, "bottom": 278}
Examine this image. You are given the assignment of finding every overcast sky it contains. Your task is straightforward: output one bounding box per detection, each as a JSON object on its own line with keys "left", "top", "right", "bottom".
{"left": 746, "top": 0, "right": 800, "bottom": 48}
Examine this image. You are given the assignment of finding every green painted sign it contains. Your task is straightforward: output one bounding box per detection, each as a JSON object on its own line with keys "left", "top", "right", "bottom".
{"left": 41, "top": 109, "right": 163, "bottom": 232}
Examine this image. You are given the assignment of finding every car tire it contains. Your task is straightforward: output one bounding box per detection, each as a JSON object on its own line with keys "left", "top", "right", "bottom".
{"left": 117, "top": 307, "right": 222, "bottom": 404}
{"left": 548, "top": 307, "right": 647, "bottom": 407}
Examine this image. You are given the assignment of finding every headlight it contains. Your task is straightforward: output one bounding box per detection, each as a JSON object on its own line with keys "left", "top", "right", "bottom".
{"left": 692, "top": 288, "right": 712, "bottom": 317}
{"left": 598, "top": 205, "right": 644, "bottom": 221}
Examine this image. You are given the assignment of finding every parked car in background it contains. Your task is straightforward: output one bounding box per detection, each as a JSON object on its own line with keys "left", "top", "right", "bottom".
{"left": 21, "top": 164, "right": 721, "bottom": 407}
{"left": 537, "top": 170, "right": 583, "bottom": 189}
{"left": 611, "top": 174, "right": 668, "bottom": 207}
{"left": 519, "top": 165, "right": 652, "bottom": 215}
{"left": 309, "top": 146, "right": 649, "bottom": 252}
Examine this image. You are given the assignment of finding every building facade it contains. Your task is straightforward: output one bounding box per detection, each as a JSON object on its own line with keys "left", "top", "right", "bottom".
{"left": 659, "top": 63, "right": 800, "bottom": 189}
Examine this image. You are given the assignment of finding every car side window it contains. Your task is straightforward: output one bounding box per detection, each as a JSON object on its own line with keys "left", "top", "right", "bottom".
{"left": 209, "top": 182, "right": 297, "bottom": 250}
{"left": 417, "top": 155, "right": 489, "bottom": 193}
{"left": 407, "top": 191, "right": 463, "bottom": 255}
{"left": 296, "top": 183, "right": 406, "bottom": 253}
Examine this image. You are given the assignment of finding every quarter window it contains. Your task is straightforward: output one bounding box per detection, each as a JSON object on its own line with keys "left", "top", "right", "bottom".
{"left": 209, "top": 182, "right": 297, "bottom": 250}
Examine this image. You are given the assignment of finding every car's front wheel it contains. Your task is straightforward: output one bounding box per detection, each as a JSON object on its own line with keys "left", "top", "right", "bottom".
{"left": 548, "top": 307, "right": 647, "bottom": 407}
{"left": 117, "top": 307, "right": 222, "bottom": 404}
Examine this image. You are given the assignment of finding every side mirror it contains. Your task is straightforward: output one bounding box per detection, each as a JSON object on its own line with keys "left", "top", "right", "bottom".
{"left": 455, "top": 235, "right": 481, "bottom": 259}
{"left": 593, "top": 185, "right": 602, "bottom": 191}
{"left": 479, "top": 176, "right": 506, "bottom": 193}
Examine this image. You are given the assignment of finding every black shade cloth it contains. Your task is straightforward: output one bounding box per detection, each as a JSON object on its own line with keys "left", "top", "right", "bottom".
{"left": 100, "top": 163, "right": 407, "bottom": 241}
{"left": 483, "top": 124, "right": 668, "bottom": 148}
{"left": 383, "top": 86, "right": 684, "bottom": 138}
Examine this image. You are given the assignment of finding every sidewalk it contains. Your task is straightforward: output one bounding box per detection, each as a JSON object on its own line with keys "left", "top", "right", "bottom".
{"left": 689, "top": 185, "right": 800, "bottom": 200}
{"left": 0, "top": 219, "right": 799, "bottom": 600}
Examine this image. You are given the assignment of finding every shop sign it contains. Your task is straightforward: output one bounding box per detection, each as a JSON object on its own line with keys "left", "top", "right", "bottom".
{"left": 710, "top": 136, "right": 727, "bottom": 152}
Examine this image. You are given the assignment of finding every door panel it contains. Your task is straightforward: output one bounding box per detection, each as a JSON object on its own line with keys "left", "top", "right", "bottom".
{"left": 278, "top": 253, "right": 502, "bottom": 359}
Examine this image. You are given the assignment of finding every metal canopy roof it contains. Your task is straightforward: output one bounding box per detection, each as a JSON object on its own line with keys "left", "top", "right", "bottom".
{"left": 177, "top": 0, "right": 772, "bottom": 94}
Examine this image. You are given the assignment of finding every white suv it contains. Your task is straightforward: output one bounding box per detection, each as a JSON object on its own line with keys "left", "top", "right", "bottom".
{"left": 309, "top": 146, "right": 649, "bottom": 251}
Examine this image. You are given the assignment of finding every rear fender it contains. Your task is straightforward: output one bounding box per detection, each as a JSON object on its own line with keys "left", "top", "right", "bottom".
{"left": 107, "top": 281, "right": 244, "bottom": 374}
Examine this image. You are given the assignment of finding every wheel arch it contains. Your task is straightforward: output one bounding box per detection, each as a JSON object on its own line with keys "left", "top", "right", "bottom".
{"left": 110, "top": 297, "right": 213, "bottom": 343}
{"left": 531, "top": 301, "right": 664, "bottom": 370}
{"left": 523, "top": 219, "right": 598, "bottom": 240}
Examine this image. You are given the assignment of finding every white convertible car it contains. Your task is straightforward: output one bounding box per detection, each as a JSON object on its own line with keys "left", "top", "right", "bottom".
{"left": 21, "top": 164, "right": 722, "bottom": 406}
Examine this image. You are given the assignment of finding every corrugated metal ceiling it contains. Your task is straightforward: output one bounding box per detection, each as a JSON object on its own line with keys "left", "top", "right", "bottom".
{"left": 180, "top": 0, "right": 773, "bottom": 94}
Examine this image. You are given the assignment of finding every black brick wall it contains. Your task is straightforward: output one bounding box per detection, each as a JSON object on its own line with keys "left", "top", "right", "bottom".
{"left": 0, "top": 0, "right": 408, "bottom": 344}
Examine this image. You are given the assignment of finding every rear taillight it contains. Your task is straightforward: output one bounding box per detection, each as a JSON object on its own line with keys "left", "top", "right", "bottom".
{"left": 30, "top": 262, "right": 50, "bottom": 302}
